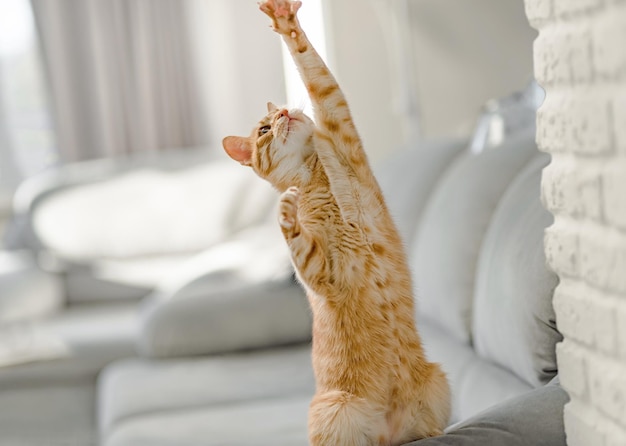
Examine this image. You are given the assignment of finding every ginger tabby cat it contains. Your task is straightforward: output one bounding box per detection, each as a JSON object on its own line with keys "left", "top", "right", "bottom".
{"left": 222, "top": 1, "right": 450, "bottom": 444}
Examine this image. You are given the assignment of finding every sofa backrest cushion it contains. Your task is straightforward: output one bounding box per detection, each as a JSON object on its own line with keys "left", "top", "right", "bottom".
{"left": 473, "top": 154, "right": 561, "bottom": 387}
{"left": 410, "top": 129, "right": 538, "bottom": 344}
{"left": 375, "top": 138, "right": 467, "bottom": 246}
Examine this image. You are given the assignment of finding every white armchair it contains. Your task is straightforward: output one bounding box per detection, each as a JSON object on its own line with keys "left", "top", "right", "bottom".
{"left": 6, "top": 147, "right": 278, "bottom": 304}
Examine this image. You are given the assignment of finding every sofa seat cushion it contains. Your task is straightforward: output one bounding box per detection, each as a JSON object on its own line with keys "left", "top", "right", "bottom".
{"left": 103, "top": 382, "right": 567, "bottom": 446}
{"left": 97, "top": 345, "right": 315, "bottom": 438}
{"left": 0, "top": 303, "right": 139, "bottom": 445}
{"left": 473, "top": 154, "right": 561, "bottom": 387}
{"left": 0, "top": 381, "right": 97, "bottom": 446}
{"left": 411, "top": 129, "right": 539, "bottom": 344}
{"left": 104, "top": 395, "right": 310, "bottom": 446}
{"left": 99, "top": 318, "right": 534, "bottom": 445}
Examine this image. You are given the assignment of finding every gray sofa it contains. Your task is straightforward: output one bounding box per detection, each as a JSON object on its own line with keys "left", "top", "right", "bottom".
{"left": 0, "top": 128, "right": 567, "bottom": 445}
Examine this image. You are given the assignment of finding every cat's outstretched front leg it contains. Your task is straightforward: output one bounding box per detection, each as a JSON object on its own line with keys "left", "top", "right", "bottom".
{"left": 259, "top": 0, "right": 356, "bottom": 143}
{"left": 260, "top": 0, "right": 379, "bottom": 228}
{"left": 279, "top": 187, "right": 330, "bottom": 292}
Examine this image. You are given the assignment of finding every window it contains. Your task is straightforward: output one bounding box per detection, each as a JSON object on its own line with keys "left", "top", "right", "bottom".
{"left": 0, "top": 0, "right": 57, "bottom": 204}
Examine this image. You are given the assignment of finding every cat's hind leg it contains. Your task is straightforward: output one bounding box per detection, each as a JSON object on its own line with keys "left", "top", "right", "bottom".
{"left": 308, "top": 391, "right": 389, "bottom": 446}
{"left": 388, "top": 364, "right": 450, "bottom": 445}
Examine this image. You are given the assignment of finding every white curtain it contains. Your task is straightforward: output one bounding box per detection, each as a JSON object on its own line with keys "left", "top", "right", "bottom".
{"left": 0, "top": 0, "right": 55, "bottom": 202}
{"left": 0, "top": 80, "right": 19, "bottom": 193}
{"left": 30, "top": 0, "right": 208, "bottom": 161}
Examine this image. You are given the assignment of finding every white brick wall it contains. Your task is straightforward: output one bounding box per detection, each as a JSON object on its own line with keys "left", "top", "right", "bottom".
{"left": 525, "top": 0, "right": 626, "bottom": 444}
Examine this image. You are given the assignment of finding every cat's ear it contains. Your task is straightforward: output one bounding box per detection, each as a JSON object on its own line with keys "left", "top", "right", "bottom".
{"left": 222, "top": 136, "right": 253, "bottom": 166}
{"left": 267, "top": 102, "right": 278, "bottom": 113}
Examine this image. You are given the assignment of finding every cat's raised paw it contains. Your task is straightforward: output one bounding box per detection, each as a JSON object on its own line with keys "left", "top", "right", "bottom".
{"left": 259, "top": 0, "right": 302, "bottom": 35}
{"left": 279, "top": 186, "right": 300, "bottom": 233}
{"left": 259, "top": 0, "right": 301, "bottom": 18}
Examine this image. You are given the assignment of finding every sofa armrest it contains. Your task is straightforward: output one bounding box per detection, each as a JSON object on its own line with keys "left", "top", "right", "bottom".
{"left": 136, "top": 225, "right": 312, "bottom": 358}
{"left": 13, "top": 147, "right": 219, "bottom": 215}
{"left": 6, "top": 147, "right": 219, "bottom": 251}
{"left": 0, "top": 251, "right": 64, "bottom": 323}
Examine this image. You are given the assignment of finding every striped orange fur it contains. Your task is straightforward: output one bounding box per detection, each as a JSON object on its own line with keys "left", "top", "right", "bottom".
{"left": 223, "top": 1, "right": 450, "bottom": 444}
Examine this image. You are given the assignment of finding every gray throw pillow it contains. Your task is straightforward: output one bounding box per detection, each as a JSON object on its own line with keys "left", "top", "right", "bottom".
{"left": 411, "top": 129, "right": 538, "bottom": 343}
{"left": 473, "top": 154, "right": 561, "bottom": 387}
{"left": 404, "top": 379, "right": 567, "bottom": 446}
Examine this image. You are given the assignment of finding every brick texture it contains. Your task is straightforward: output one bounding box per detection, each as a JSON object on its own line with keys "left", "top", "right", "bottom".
{"left": 592, "top": 10, "right": 626, "bottom": 79}
{"left": 525, "top": 0, "right": 553, "bottom": 27}
{"left": 553, "top": 281, "right": 620, "bottom": 353}
{"left": 525, "top": 0, "right": 626, "bottom": 443}
{"left": 554, "top": 0, "right": 604, "bottom": 18}
{"left": 563, "top": 400, "right": 606, "bottom": 446}
{"left": 541, "top": 156, "right": 604, "bottom": 220}
{"left": 603, "top": 159, "right": 626, "bottom": 229}
{"left": 614, "top": 92, "right": 626, "bottom": 153}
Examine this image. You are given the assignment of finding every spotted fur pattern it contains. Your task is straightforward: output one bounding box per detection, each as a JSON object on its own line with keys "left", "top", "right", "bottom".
{"left": 223, "top": 1, "right": 450, "bottom": 444}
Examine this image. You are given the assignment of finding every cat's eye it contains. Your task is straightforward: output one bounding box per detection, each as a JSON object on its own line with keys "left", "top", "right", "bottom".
{"left": 258, "top": 125, "right": 271, "bottom": 137}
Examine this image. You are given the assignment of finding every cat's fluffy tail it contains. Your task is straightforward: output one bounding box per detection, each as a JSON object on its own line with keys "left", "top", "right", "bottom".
{"left": 308, "top": 390, "right": 389, "bottom": 446}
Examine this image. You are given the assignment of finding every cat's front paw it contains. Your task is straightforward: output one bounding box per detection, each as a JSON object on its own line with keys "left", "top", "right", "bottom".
{"left": 259, "top": 0, "right": 302, "bottom": 35}
{"left": 279, "top": 186, "right": 300, "bottom": 234}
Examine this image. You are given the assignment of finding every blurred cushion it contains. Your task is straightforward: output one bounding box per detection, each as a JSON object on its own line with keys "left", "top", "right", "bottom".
{"left": 137, "top": 224, "right": 311, "bottom": 358}
{"left": 411, "top": 129, "right": 538, "bottom": 343}
{"left": 138, "top": 277, "right": 310, "bottom": 358}
{"left": 375, "top": 138, "right": 467, "bottom": 246}
{"left": 473, "top": 154, "right": 561, "bottom": 387}
{"left": 32, "top": 160, "right": 276, "bottom": 260}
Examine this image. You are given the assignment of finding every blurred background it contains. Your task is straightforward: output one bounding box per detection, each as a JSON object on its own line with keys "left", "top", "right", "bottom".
{"left": 0, "top": 0, "right": 539, "bottom": 292}
{"left": 0, "top": 0, "right": 542, "bottom": 444}
{"left": 0, "top": 0, "right": 535, "bottom": 200}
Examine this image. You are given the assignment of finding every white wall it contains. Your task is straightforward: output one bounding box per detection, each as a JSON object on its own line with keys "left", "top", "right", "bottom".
{"left": 322, "top": 0, "right": 406, "bottom": 162}
{"left": 192, "top": 0, "right": 537, "bottom": 162}
{"left": 322, "top": 0, "right": 537, "bottom": 161}
{"left": 406, "top": 0, "right": 537, "bottom": 138}
{"left": 187, "top": 0, "right": 287, "bottom": 149}
{"left": 527, "top": 0, "right": 626, "bottom": 444}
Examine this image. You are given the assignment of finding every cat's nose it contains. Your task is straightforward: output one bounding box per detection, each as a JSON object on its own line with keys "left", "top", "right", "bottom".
{"left": 279, "top": 109, "right": 289, "bottom": 118}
